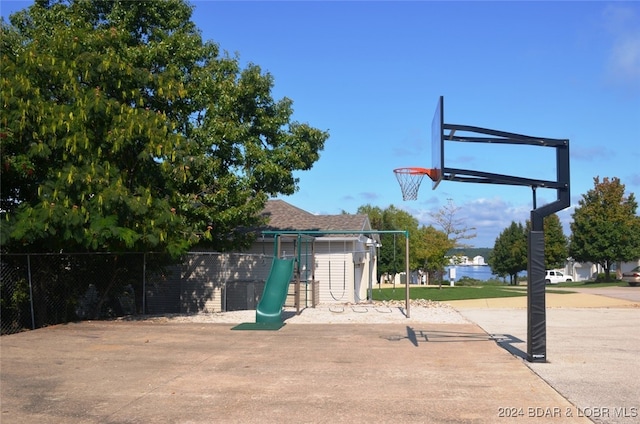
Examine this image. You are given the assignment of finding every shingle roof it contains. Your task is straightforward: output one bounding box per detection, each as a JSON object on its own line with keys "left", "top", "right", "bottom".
{"left": 259, "top": 199, "right": 372, "bottom": 234}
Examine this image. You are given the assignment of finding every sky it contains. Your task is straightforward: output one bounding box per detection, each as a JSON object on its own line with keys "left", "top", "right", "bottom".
{"left": 2, "top": 1, "right": 639, "bottom": 247}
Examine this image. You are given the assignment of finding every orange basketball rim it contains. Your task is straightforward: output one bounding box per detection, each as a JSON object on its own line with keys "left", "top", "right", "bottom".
{"left": 393, "top": 167, "right": 439, "bottom": 201}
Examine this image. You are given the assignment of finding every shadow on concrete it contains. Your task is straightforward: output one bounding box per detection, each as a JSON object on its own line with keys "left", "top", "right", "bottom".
{"left": 489, "top": 333, "right": 527, "bottom": 359}
{"left": 382, "top": 326, "right": 501, "bottom": 347}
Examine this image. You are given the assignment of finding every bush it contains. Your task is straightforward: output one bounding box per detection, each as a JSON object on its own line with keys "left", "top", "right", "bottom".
{"left": 453, "top": 276, "right": 482, "bottom": 286}
{"left": 594, "top": 272, "right": 617, "bottom": 282}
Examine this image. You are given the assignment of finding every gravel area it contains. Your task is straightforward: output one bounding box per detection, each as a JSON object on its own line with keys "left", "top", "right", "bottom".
{"left": 142, "top": 300, "right": 470, "bottom": 325}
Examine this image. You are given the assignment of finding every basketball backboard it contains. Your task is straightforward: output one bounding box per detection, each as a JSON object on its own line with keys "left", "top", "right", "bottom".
{"left": 430, "top": 96, "right": 444, "bottom": 189}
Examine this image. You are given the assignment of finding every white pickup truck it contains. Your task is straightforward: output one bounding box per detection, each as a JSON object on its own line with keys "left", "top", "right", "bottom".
{"left": 545, "top": 270, "right": 573, "bottom": 284}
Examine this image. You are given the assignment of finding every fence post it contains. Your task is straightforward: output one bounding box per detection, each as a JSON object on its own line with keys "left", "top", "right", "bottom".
{"left": 142, "top": 253, "right": 147, "bottom": 315}
{"left": 27, "top": 254, "right": 35, "bottom": 330}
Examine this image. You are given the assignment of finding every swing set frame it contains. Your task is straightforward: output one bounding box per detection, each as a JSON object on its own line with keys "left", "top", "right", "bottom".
{"left": 262, "top": 230, "right": 413, "bottom": 318}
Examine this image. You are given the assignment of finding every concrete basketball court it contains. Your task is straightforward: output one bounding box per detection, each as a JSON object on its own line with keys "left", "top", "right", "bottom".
{"left": 1, "top": 287, "right": 639, "bottom": 423}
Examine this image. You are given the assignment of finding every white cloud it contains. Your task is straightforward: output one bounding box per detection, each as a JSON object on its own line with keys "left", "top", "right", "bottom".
{"left": 411, "top": 196, "right": 532, "bottom": 248}
{"left": 608, "top": 36, "right": 640, "bottom": 83}
{"left": 570, "top": 145, "right": 617, "bottom": 162}
{"left": 629, "top": 173, "right": 640, "bottom": 187}
{"left": 602, "top": 5, "right": 640, "bottom": 89}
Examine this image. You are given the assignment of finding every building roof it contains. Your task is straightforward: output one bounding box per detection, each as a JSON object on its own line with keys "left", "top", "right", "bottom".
{"left": 259, "top": 199, "right": 372, "bottom": 235}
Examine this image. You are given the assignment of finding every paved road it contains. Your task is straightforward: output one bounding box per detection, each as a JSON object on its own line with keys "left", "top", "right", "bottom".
{"left": 567, "top": 286, "right": 640, "bottom": 303}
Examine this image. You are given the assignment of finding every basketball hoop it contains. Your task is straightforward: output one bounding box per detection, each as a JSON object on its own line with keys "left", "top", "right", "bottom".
{"left": 393, "top": 167, "right": 438, "bottom": 201}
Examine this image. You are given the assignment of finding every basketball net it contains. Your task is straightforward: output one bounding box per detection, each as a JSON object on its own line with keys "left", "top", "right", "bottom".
{"left": 393, "top": 167, "right": 435, "bottom": 201}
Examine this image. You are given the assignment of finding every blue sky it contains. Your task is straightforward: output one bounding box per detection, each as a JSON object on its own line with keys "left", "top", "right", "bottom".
{"left": 2, "top": 1, "right": 639, "bottom": 247}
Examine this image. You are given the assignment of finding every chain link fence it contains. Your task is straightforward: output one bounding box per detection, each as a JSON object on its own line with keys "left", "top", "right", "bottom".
{"left": 1, "top": 252, "right": 277, "bottom": 335}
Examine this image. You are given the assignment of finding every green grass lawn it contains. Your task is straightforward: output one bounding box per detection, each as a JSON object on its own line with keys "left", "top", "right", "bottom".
{"left": 371, "top": 283, "right": 597, "bottom": 302}
{"left": 372, "top": 285, "right": 526, "bottom": 302}
{"left": 553, "top": 280, "right": 629, "bottom": 288}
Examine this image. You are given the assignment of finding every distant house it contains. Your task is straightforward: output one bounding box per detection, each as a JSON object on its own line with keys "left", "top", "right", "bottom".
{"left": 565, "top": 259, "right": 640, "bottom": 282}
{"left": 448, "top": 255, "right": 469, "bottom": 265}
{"left": 447, "top": 254, "right": 489, "bottom": 267}
{"left": 472, "top": 256, "right": 486, "bottom": 265}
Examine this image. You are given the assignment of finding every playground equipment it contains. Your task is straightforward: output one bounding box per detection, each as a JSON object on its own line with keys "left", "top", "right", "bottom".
{"left": 272, "top": 233, "right": 318, "bottom": 315}
{"left": 263, "top": 230, "right": 411, "bottom": 315}
{"left": 255, "top": 258, "right": 295, "bottom": 324}
{"left": 233, "top": 230, "right": 411, "bottom": 330}
{"left": 232, "top": 233, "right": 316, "bottom": 330}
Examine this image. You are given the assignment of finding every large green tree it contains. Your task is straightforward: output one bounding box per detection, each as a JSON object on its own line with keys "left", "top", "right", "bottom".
{"left": 356, "top": 204, "right": 383, "bottom": 232}
{"left": 542, "top": 214, "right": 569, "bottom": 269}
{"left": 357, "top": 204, "right": 451, "bottom": 285}
{"left": 1, "top": 0, "right": 327, "bottom": 255}
{"left": 414, "top": 225, "right": 452, "bottom": 285}
{"left": 569, "top": 177, "right": 640, "bottom": 280}
{"left": 488, "top": 221, "right": 527, "bottom": 285}
{"left": 357, "top": 204, "right": 420, "bottom": 279}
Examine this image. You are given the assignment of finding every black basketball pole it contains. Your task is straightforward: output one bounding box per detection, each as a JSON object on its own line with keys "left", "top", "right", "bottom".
{"left": 527, "top": 212, "right": 546, "bottom": 362}
{"left": 527, "top": 185, "right": 546, "bottom": 361}
{"left": 439, "top": 120, "right": 570, "bottom": 363}
{"left": 526, "top": 139, "right": 571, "bottom": 362}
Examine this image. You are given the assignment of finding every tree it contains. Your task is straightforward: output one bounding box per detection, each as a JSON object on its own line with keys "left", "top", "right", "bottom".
{"left": 488, "top": 221, "right": 527, "bottom": 285}
{"left": 357, "top": 204, "right": 419, "bottom": 279}
{"left": 356, "top": 204, "right": 383, "bottom": 231}
{"left": 0, "top": 0, "right": 328, "bottom": 255}
{"left": 525, "top": 214, "right": 568, "bottom": 269}
{"left": 414, "top": 225, "right": 453, "bottom": 286}
{"left": 429, "top": 198, "right": 476, "bottom": 248}
{"left": 569, "top": 177, "right": 640, "bottom": 281}
{"left": 542, "top": 214, "right": 569, "bottom": 269}
{"left": 358, "top": 204, "right": 453, "bottom": 286}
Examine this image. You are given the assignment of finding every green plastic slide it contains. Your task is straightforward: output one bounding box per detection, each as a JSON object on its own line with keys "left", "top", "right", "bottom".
{"left": 255, "top": 258, "right": 295, "bottom": 324}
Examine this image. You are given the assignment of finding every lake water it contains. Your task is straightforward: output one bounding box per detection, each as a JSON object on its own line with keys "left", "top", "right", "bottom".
{"left": 444, "top": 265, "right": 502, "bottom": 282}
